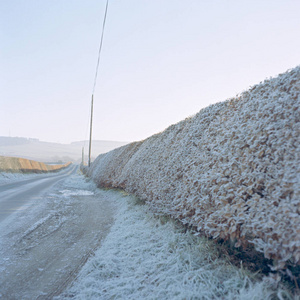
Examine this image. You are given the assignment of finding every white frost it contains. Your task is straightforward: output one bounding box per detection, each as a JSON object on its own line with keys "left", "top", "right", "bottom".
{"left": 86, "top": 66, "right": 300, "bottom": 272}
{"left": 58, "top": 192, "right": 288, "bottom": 300}
{"left": 0, "top": 172, "right": 40, "bottom": 185}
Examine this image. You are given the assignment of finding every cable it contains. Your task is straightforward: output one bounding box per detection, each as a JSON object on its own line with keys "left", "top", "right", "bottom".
{"left": 92, "top": 0, "right": 109, "bottom": 95}
{"left": 86, "top": 0, "right": 109, "bottom": 166}
{"left": 83, "top": 0, "right": 109, "bottom": 148}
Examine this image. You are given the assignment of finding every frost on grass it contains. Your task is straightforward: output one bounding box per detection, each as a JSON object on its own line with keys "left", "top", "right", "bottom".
{"left": 0, "top": 172, "right": 40, "bottom": 185}
{"left": 59, "top": 192, "right": 291, "bottom": 300}
{"left": 87, "top": 67, "right": 299, "bottom": 277}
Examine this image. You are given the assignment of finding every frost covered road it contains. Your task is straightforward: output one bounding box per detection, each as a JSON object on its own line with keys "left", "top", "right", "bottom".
{"left": 0, "top": 165, "right": 77, "bottom": 222}
{"left": 0, "top": 170, "right": 116, "bottom": 299}
{"left": 0, "top": 170, "right": 292, "bottom": 299}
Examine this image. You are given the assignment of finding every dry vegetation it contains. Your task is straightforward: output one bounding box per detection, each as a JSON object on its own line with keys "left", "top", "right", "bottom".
{"left": 0, "top": 156, "right": 71, "bottom": 173}
{"left": 85, "top": 66, "right": 300, "bottom": 282}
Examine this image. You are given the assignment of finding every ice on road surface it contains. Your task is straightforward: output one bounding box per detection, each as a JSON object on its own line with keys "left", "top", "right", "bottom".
{"left": 0, "top": 171, "right": 116, "bottom": 299}
{"left": 0, "top": 165, "right": 78, "bottom": 222}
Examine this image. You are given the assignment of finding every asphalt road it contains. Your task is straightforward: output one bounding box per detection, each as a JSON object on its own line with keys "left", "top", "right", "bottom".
{"left": 0, "top": 167, "right": 116, "bottom": 299}
{"left": 0, "top": 165, "right": 78, "bottom": 223}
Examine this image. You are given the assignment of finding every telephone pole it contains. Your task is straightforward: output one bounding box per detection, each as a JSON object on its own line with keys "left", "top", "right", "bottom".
{"left": 88, "top": 0, "right": 109, "bottom": 168}
{"left": 82, "top": 147, "right": 84, "bottom": 165}
{"left": 88, "top": 95, "right": 94, "bottom": 167}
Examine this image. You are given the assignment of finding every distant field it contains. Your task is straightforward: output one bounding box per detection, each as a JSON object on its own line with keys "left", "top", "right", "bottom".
{"left": 0, "top": 156, "right": 71, "bottom": 173}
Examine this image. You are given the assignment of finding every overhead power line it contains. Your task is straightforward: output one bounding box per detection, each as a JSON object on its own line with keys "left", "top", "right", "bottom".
{"left": 87, "top": 0, "right": 110, "bottom": 167}
{"left": 92, "top": 0, "right": 109, "bottom": 95}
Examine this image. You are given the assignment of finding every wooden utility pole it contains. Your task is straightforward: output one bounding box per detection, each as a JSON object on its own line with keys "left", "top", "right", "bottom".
{"left": 88, "top": 95, "right": 94, "bottom": 167}
{"left": 82, "top": 147, "right": 84, "bottom": 165}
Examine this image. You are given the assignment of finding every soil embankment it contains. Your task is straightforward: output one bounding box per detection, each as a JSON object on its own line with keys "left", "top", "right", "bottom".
{"left": 0, "top": 156, "right": 71, "bottom": 173}
{"left": 85, "top": 66, "right": 300, "bottom": 278}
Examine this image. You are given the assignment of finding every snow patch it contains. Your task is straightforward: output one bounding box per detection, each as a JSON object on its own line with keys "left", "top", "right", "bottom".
{"left": 60, "top": 189, "right": 94, "bottom": 197}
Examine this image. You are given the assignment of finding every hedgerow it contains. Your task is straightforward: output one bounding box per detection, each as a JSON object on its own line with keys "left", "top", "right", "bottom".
{"left": 87, "top": 66, "right": 300, "bottom": 279}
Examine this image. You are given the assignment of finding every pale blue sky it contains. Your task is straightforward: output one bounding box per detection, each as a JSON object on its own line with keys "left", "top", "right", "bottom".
{"left": 1, "top": 0, "right": 299, "bottom": 144}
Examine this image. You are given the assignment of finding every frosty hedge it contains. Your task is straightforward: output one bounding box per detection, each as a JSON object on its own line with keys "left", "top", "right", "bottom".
{"left": 86, "top": 66, "right": 300, "bottom": 273}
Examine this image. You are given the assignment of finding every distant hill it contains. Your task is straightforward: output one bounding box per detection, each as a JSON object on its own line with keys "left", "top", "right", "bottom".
{"left": 0, "top": 137, "right": 128, "bottom": 163}
{"left": 0, "top": 137, "right": 38, "bottom": 146}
